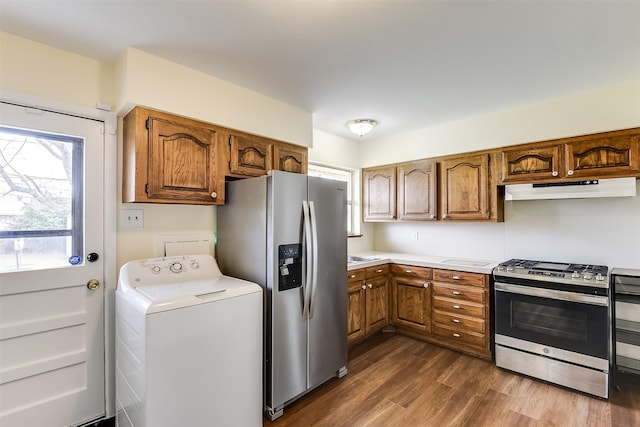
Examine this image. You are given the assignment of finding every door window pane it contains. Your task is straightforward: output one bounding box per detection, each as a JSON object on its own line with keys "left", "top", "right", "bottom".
{"left": 0, "top": 126, "right": 83, "bottom": 272}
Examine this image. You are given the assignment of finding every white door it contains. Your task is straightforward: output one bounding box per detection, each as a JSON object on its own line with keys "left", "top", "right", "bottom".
{"left": 0, "top": 101, "right": 105, "bottom": 426}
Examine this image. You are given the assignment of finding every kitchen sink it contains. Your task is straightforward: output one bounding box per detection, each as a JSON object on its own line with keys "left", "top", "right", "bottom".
{"left": 347, "top": 256, "right": 380, "bottom": 265}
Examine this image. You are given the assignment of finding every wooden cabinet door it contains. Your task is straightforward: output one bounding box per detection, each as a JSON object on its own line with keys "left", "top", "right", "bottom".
{"left": 363, "top": 165, "right": 397, "bottom": 221}
{"left": 228, "top": 133, "right": 272, "bottom": 177}
{"left": 364, "top": 276, "right": 388, "bottom": 335}
{"left": 565, "top": 134, "right": 640, "bottom": 178}
{"left": 347, "top": 281, "right": 366, "bottom": 344}
{"left": 273, "top": 144, "right": 307, "bottom": 174}
{"left": 397, "top": 160, "right": 437, "bottom": 221}
{"left": 501, "top": 145, "right": 562, "bottom": 182}
{"left": 147, "top": 116, "right": 219, "bottom": 203}
{"left": 391, "top": 276, "right": 431, "bottom": 334}
{"left": 440, "top": 154, "right": 489, "bottom": 220}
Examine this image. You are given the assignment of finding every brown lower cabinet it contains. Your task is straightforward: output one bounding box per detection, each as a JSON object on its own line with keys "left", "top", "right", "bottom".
{"left": 347, "top": 265, "right": 389, "bottom": 346}
{"left": 349, "top": 262, "right": 492, "bottom": 360}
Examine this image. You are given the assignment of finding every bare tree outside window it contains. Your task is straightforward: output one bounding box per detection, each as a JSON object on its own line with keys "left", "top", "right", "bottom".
{"left": 0, "top": 126, "right": 83, "bottom": 272}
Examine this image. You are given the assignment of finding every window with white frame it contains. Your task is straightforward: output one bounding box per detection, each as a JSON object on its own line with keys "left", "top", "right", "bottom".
{"left": 307, "top": 163, "right": 359, "bottom": 235}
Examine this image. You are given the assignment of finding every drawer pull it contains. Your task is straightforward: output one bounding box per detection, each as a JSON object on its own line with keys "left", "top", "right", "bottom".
{"left": 451, "top": 291, "right": 462, "bottom": 295}
{"left": 350, "top": 274, "right": 356, "bottom": 278}
{"left": 451, "top": 275, "right": 462, "bottom": 280}
{"left": 376, "top": 269, "right": 383, "bottom": 273}
{"left": 452, "top": 319, "right": 461, "bottom": 323}
{"left": 405, "top": 269, "right": 412, "bottom": 273}
{"left": 452, "top": 333, "right": 461, "bottom": 338}
{"left": 452, "top": 305, "right": 461, "bottom": 309}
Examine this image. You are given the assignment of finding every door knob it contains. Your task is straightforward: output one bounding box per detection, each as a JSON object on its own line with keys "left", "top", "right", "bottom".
{"left": 87, "top": 279, "right": 100, "bottom": 290}
{"left": 87, "top": 252, "right": 99, "bottom": 262}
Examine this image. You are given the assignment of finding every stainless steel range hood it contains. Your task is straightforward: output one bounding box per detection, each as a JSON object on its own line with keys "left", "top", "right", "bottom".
{"left": 505, "top": 177, "right": 637, "bottom": 201}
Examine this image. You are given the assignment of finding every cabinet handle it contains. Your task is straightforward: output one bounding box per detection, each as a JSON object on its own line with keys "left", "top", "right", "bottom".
{"left": 423, "top": 282, "right": 429, "bottom": 288}
{"left": 452, "top": 305, "right": 461, "bottom": 309}
{"left": 452, "top": 319, "right": 461, "bottom": 323}
{"left": 451, "top": 275, "right": 462, "bottom": 280}
{"left": 451, "top": 291, "right": 462, "bottom": 295}
{"left": 368, "top": 284, "right": 373, "bottom": 289}
{"left": 552, "top": 171, "right": 559, "bottom": 177}
{"left": 452, "top": 333, "right": 461, "bottom": 338}
{"left": 376, "top": 269, "right": 383, "bottom": 273}
{"left": 362, "top": 285, "right": 366, "bottom": 290}
{"left": 567, "top": 170, "right": 574, "bottom": 176}
{"left": 405, "top": 269, "right": 412, "bottom": 273}
{"left": 350, "top": 274, "right": 356, "bottom": 278}
{"left": 211, "top": 192, "right": 218, "bottom": 199}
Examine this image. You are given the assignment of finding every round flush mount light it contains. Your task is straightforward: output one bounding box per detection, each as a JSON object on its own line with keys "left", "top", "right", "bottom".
{"left": 347, "top": 119, "right": 377, "bottom": 137}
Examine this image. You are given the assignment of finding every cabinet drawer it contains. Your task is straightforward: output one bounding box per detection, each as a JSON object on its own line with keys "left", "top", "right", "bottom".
{"left": 433, "top": 269, "right": 486, "bottom": 287}
{"left": 365, "top": 264, "right": 389, "bottom": 279}
{"left": 432, "top": 296, "right": 485, "bottom": 318}
{"left": 348, "top": 269, "right": 365, "bottom": 283}
{"left": 433, "top": 323, "right": 485, "bottom": 348}
{"left": 391, "top": 264, "right": 432, "bottom": 279}
{"left": 432, "top": 310, "right": 485, "bottom": 333}
{"left": 432, "top": 282, "right": 485, "bottom": 304}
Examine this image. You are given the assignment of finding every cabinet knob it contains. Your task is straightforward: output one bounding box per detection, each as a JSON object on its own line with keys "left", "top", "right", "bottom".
{"left": 405, "top": 269, "right": 412, "bottom": 273}
{"left": 211, "top": 192, "right": 218, "bottom": 199}
{"left": 376, "top": 269, "right": 383, "bottom": 273}
{"left": 452, "top": 305, "right": 461, "bottom": 309}
{"left": 362, "top": 285, "right": 366, "bottom": 290}
{"left": 442, "top": 214, "right": 448, "bottom": 219}
{"left": 451, "top": 275, "right": 461, "bottom": 280}
{"left": 423, "top": 282, "right": 429, "bottom": 288}
{"left": 452, "top": 319, "right": 461, "bottom": 323}
{"left": 350, "top": 274, "right": 356, "bottom": 278}
{"left": 552, "top": 171, "right": 559, "bottom": 177}
{"left": 429, "top": 214, "right": 434, "bottom": 219}
{"left": 451, "top": 291, "right": 462, "bottom": 295}
{"left": 86, "top": 279, "right": 100, "bottom": 290}
{"left": 368, "top": 284, "right": 373, "bottom": 289}
{"left": 567, "top": 170, "right": 574, "bottom": 176}
{"left": 452, "top": 333, "right": 461, "bottom": 338}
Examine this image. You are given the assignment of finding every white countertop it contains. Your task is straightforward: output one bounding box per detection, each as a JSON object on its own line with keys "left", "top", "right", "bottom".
{"left": 347, "top": 251, "right": 501, "bottom": 275}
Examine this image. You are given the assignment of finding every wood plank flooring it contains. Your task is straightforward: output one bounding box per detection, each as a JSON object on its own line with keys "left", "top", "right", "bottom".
{"left": 264, "top": 333, "right": 640, "bottom": 427}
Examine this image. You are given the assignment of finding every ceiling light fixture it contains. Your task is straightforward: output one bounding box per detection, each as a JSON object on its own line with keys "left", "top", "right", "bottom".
{"left": 347, "top": 119, "right": 377, "bottom": 137}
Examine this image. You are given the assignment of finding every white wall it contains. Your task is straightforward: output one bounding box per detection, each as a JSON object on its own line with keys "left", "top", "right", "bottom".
{"left": 363, "top": 80, "right": 640, "bottom": 269}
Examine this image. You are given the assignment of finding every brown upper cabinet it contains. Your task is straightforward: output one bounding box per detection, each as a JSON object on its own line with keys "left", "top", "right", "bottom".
{"left": 439, "top": 154, "right": 493, "bottom": 221}
{"left": 227, "top": 132, "right": 273, "bottom": 177}
{"left": 273, "top": 143, "right": 308, "bottom": 174}
{"left": 397, "top": 160, "right": 437, "bottom": 221}
{"left": 123, "top": 106, "right": 223, "bottom": 205}
{"left": 363, "top": 160, "right": 437, "bottom": 222}
{"left": 501, "top": 128, "right": 640, "bottom": 183}
{"left": 363, "top": 165, "right": 397, "bottom": 221}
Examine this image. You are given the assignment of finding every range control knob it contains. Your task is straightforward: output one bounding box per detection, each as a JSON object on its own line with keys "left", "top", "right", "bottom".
{"left": 583, "top": 273, "right": 593, "bottom": 280}
{"left": 506, "top": 266, "right": 515, "bottom": 272}
{"left": 497, "top": 266, "right": 506, "bottom": 271}
{"left": 169, "top": 262, "right": 183, "bottom": 273}
{"left": 595, "top": 273, "right": 605, "bottom": 282}
{"left": 151, "top": 265, "right": 161, "bottom": 274}
{"left": 571, "top": 271, "right": 581, "bottom": 279}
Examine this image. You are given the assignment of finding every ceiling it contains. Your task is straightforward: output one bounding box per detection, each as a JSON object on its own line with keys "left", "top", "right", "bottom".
{"left": 1, "top": 1, "right": 639, "bottom": 141}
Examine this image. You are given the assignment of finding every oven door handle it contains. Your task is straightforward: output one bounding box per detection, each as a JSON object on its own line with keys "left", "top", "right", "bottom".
{"left": 495, "top": 282, "right": 609, "bottom": 307}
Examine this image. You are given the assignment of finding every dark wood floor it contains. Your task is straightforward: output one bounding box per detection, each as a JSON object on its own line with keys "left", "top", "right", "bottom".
{"left": 264, "top": 333, "right": 640, "bottom": 427}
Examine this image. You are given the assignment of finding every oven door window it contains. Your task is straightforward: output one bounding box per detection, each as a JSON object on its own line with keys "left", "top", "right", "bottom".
{"left": 495, "top": 290, "right": 608, "bottom": 359}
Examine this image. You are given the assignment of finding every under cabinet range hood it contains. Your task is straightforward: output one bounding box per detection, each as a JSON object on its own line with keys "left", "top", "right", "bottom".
{"left": 505, "top": 177, "right": 637, "bottom": 201}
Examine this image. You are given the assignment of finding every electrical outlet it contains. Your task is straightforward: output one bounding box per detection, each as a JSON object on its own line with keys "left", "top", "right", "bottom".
{"left": 411, "top": 231, "right": 419, "bottom": 240}
{"left": 122, "top": 209, "right": 144, "bottom": 228}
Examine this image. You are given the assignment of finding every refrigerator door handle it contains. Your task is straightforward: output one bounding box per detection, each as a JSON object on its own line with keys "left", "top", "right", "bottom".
{"left": 302, "top": 200, "right": 313, "bottom": 320}
{"left": 308, "top": 201, "right": 319, "bottom": 319}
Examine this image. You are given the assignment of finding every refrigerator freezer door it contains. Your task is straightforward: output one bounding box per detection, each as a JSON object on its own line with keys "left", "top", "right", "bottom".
{"left": 307, "top": 176, "right": 348, "bottom": 388}
{"left": 269, "top": 172, "right": 309, "bottom": 409}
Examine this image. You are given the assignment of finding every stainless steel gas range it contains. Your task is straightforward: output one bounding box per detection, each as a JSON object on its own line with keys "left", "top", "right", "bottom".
{"left": 493, "top": 259, "right": 610, "bottom": 398}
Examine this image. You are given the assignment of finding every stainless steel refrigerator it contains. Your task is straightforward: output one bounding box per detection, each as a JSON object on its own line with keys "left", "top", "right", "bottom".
{"left": 216, "top": 170, "right": 348, "bottom": 421}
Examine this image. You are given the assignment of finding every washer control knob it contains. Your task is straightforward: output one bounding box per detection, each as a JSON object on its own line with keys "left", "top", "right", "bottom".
{"left": 151, "top": 265, "right": 161, "bottom": 274}
{"left": 169, "top": 262, "right": 183, "bottom": 273}
{"left": 191, "top": 261, "right": 200, "bottom": 270}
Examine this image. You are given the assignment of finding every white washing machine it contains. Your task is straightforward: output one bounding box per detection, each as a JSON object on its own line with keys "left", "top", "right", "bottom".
{"left": 115, "top": 255, "right": 262, "bottom": 427}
